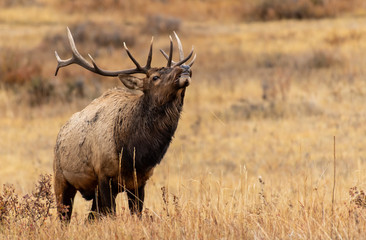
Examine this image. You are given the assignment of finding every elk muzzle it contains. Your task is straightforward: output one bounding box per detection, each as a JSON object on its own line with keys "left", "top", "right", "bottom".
{"left": 178, "top": 74, "right": 191, "bottom": 88}
{"left": 177, "top": 65, "right": 191, "bottom": 88}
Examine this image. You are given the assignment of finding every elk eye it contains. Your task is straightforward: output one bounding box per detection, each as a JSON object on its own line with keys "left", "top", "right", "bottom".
{"left": 152, "top": 76, "right": 160, "bottom": 81}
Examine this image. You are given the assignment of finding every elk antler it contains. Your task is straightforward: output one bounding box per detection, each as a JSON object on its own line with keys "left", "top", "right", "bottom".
{"left": 160, "top": 31, "right": 196, "bottom": 68}
{"left": 55, "top": 27, "right": 153, "bottom": 76}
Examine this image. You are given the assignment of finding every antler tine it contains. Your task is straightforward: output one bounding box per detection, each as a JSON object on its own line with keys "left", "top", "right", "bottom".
{"left": 123, "top": 42, "right": 143, "bottom": 71}
{"left": 55, "top": 27, "right": 116, "bottom": 76}
{"left": 173, "top": 47, "right": 194, "bottom": 67}
{"left": 145, "top": 37, "right": 154, "bottom": 69}
{"left": 160, "top": 33, "right": 195, "bottom": 68}
{"left": 167, "top": 35, "right": 173, "bottom": 67}
{"left": 160, "top": 49, "right": 169, "bottom": 61}
{"left": 55, "top": 28, "right": 95, "bottom": 76}
{"left": 54, "top": 51, "right": 65, "bottom": 76}
{"left": 88, "top": 54, "right": 106, "bottom": 75}
{"left": 173, "top": 31, "right": 184, "bottom": 61}
{"left": 67, "top": 27, "right": 94, "bottom": 69}
{"left": 188, "top": 53, "right": 196, "bottom": 67}
{"left": 160, "top": 35, "right": 174, "bottom": 67}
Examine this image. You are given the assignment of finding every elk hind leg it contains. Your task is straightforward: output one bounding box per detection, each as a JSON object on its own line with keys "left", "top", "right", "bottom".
{"left": 54, "top": 172, "right": 77, "bottom": 222}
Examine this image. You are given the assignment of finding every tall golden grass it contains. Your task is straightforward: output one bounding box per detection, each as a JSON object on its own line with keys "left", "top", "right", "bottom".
{"left": 1, "top": 1, "right": 366, "bottom": 239}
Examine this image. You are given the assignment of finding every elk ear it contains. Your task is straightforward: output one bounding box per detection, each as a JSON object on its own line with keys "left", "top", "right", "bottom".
{"left": 118, "top": 74, "right": 143, "bottom": 90}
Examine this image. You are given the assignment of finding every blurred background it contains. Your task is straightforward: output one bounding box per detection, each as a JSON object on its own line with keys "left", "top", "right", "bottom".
{"left": 1, "top": 0, "right": 366, "bottom": 210}
{"left": 1, "top": 0, "right": 366, "bottom": 109}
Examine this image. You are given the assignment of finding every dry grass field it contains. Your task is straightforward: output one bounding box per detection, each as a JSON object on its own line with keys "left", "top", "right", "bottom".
{"left": 1, "top": 0, "right": 366, "bottom": 239}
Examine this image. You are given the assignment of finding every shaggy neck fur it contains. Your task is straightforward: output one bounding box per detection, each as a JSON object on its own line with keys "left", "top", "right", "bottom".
{"left": 115, "top": 89, "right": 185, "bottom": 175}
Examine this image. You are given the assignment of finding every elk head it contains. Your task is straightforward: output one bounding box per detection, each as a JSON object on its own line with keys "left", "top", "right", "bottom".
{"left": 55, "top": 28, "right": 196, "bottom": 106}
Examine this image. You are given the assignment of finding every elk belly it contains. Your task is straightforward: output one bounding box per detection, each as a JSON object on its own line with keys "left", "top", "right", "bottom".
{"left": 63, "top": 170, "right": 97, "bottom": 193}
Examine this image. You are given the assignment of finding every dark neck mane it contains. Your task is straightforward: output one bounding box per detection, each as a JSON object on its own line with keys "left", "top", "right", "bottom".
{"left": 116, "top": 89, "right": 186, "bottom": 172}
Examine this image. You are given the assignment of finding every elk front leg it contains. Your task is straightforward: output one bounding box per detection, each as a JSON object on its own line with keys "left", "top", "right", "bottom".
{"left": 88, "top": 192, "right": 102, "bottom": 220}
{"left": 98, "top": 177, "right": 117, "bottom": 216}
{"left": 127, "top": 185, "right": 145, "bottom": 215}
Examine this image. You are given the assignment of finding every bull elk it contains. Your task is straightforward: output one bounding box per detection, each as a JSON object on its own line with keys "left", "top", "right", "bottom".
{"left": 53, "top": 27, "right": 195, "bottom": 221}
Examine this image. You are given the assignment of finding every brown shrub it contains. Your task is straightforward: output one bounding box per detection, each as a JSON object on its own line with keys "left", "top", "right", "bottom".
{"left": 27, "top": 77, "right": 55, "bottom": 106}
{"left": 349, "top": 186, "right": 366, "bottom": 209}
{"left": 0, "top": 0, "right": 39, "bottom": 7}
{"left": 306, "top": 49, "right": 343, "bottom": 69}
{"left": 144, "top": 15, "right": 181, "bottom": 35}
{"left": 255, "top": 49, "right": 344, "bottom": 70}
{"left": 0, "top": 174, "right": 55, "bottom": 227}
{"left": 73, "top": 21, "right": 136, "bottom": 48}
{"left": 325, "top": 30, "right": 363, "bottom": 46}
{"left": 228, "top": 99, "right": 323, "bottom": 120}
{"left": 55, "top": 0, "right": 129, "bottom": 12}
{"left": 255, "top": 52, "right": 296, "bottom": 69}
{"left": 247, "top": 0, "right": 358, "bottom": 21}
{"left": 0, "top": 48, "right": 43, "bottom": 87}
{"left": 261, "top": 68, "right": 292, "bottom": 101}
{"left": 41, "top": 21, "right": 136, "bottom": 57}
{"left": 0, "top": 48, "right": 58, "bottom": 106}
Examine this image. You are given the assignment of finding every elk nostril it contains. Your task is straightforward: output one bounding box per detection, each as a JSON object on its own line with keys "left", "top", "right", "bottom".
{"left": 184, "top": 78, "right": 190, "bottom": 87}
